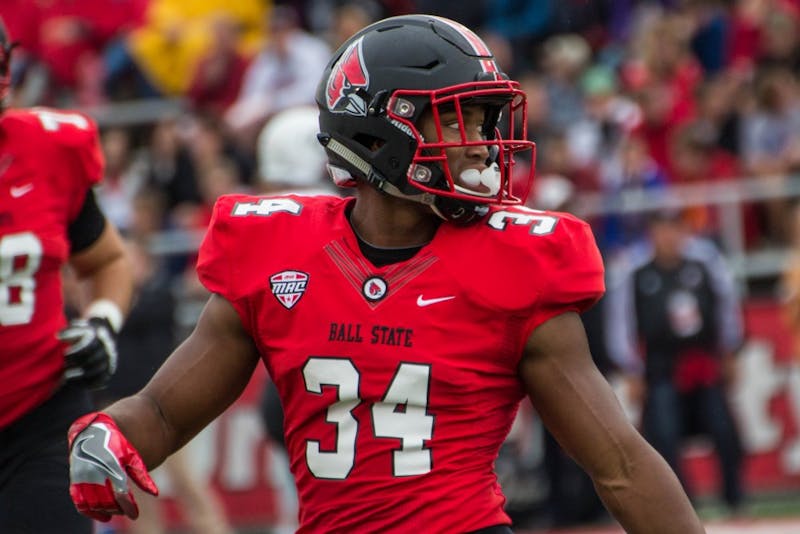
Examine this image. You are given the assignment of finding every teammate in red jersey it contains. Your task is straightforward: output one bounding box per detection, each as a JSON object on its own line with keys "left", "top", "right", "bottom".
{"left": 68, "top": 15, "right": 705, "bottom": 533}
{"left": 0, "top": 18, "right": 133, "bottom": 534}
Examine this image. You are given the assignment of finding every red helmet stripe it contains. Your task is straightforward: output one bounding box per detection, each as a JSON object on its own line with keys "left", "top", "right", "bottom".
{"left": 432, "top": 17, "right": 498, "bottom": 74}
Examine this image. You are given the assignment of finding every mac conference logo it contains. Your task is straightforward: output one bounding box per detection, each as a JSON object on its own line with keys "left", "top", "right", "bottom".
{"left": 270, "top": 270, "right": 309, "bottom": 309}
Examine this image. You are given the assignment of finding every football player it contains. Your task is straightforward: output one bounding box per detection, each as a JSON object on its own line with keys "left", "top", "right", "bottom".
{"left": 68, "top": 15, "right": 704, "bottom": 533}
{"left": 0, "top": 18, "right": 132, "bottom": 534}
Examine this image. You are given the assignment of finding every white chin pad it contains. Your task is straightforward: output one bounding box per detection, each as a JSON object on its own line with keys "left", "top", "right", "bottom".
{"left": 459, "top": 168, "right": 481, "bottom": 188}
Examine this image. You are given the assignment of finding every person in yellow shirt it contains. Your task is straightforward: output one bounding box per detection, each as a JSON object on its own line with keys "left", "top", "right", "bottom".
{"left": 106, "top": 0, "right": 267, "bottom": 98}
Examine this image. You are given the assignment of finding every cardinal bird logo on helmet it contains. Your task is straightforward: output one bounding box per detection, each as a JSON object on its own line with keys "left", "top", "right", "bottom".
{"left": 326, "top": 37, "right": 370, "bottom": 116}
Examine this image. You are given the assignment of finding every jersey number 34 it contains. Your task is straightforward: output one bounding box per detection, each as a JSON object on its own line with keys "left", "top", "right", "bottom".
{"left": 303, "top": 357, "right": 434, "bottom": 480}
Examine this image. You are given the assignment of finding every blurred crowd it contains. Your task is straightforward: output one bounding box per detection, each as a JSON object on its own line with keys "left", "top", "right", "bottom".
{"left": 5, "top": 0, "right": 800, "bottom": 531}
{"left": 4, "top": 0, "right": 800, "bottom": 266}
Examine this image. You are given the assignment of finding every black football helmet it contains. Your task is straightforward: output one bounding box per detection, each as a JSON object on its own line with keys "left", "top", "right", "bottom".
{"left": 0, "top": 19, "right": 14, "bottom": 105}
{"left": 315, "top": 14, "right": 536, "bottom": 223}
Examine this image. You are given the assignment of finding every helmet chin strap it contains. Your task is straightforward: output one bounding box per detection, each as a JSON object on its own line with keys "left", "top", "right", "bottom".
{"left": 374, "top": 177, "right": 437, "bottom": 207}
{"left": 430, "top": 194, "right": 489, "bottom": 224}
{"left": 374, "top": 174, "right": 486, "bottom": 224}
{"left": 324, "top": 136, "right": 435, "bottom": 204}
{"left": 322, "top": 136, "right": 489, "bottom": 223}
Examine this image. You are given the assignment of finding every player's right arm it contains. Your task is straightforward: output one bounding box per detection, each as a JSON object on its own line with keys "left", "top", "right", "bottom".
{"left": 69, "top": 293, "right": 260, "bottom": 519}
{"left": 514, "top": 211, "right": 704, "bottom": 533}
{"left": 109, "top": 293, "right": 259, "bottom": 464}
{"left": 113, "top": 193, "right": 267, "bottom": 464}
{"left": 520, "top": 312, "right": 705, "bottom": 533}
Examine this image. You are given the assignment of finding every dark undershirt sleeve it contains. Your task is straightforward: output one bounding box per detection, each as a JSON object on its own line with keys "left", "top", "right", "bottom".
{"left": 68, "top": 188, "right": 107, "bottom": 254}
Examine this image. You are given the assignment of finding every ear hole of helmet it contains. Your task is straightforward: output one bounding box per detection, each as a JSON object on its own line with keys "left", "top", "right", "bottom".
{"left": 354, "top": 133, "right": 385, "bottom": 152}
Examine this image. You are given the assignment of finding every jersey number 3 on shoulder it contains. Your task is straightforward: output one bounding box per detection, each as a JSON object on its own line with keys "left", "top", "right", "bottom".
{"left": 488, "top": 209, "right": 558, "bottom": 235}
{"left": 303, "top": 358, "right": 434, "bottom": 479}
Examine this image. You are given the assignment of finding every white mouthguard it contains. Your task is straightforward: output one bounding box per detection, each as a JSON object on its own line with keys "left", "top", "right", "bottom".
{"left": 481, "top": 165, "right": 500, "bottom": 196}
{"left": 459, "top": 168, "right": 482, "bottom": 188}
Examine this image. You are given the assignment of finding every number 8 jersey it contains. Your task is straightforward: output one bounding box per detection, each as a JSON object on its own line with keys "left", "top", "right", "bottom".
{"left": 197, "top": 194, "right": 605, "bottom": 533}
{"left": 0, "top": 108, "right": 103, "bottom": 429}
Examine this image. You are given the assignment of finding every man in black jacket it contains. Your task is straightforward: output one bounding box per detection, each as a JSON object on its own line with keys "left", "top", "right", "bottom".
{"left": 606, "top": 208, "right": 746, "bottom": 512}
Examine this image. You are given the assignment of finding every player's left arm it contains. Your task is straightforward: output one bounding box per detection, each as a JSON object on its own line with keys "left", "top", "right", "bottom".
{"left": 68, "top": 212, "right": 132, "bottom": 324}
{"left": 519, "top": 312, "right": 705, "bottom": 534}
{"left": 61, "top": 191, "right": 133, "bottom": 389}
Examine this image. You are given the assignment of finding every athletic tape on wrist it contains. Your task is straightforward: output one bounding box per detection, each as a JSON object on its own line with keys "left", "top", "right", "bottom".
{"left": 85, "top": 299, "right": 124, "bottom": 333}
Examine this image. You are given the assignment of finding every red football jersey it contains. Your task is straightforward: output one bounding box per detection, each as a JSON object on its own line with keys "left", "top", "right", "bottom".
{"left": 0, "top": 108, "right": 103, "bottom": 429}
{"left": 197, "top": 195, "right": 604, "bottom": 533}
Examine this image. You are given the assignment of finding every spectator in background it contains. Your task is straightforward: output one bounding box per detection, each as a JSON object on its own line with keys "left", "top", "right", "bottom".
{"left": 595, "top": 134, "right": 669, "bottom": 253}
{"left": 104, "top": 0, "right": 266, "bottom": 100}
{"left": 174, "top": 156, "right": 248, "bottom": 299}
{"left": 225, "top": 5, "right": 331, "bottom": 143}
{"left": 740, "top": 66, "right": 800, "bottom": 245}
{"left": 0, "top": 0, "right": 54, "bottom": 108}
{"left": 565, "top": 64, "right": 642, "bottom": 175}
{"left": 186, "top": 115, "right": 254, "bottom": 186}
{"left": 667, "top": 121, "right": 744, "bottom": 243}
{"left": 142, "top": 117, "right": 201, "bottom": 213}
{"left": 516, "top": 72, "right": 558, "bottom": 167}
{"left": 623, "top": 9, "right": 703, "bottom": 169}
{"left": 128, "top": 187, "right": 170, "bottom": 243}
{"left": 539, "top": 33, "right": 592, "bottom": 131}
{"left": 684, "top": 0, "right": 734, "bottom": 75}
{"left": 484, "top": 0, "right": 554, "bottom": 68}
{"left": 325, "top": 0, "right": 383, "bottom": 50}
{"left": 96, "top": 126, "right": 147, "bottom": 234}
{"left": 740, "top": 66, "right": 800, "bottom": 176}
{"left": 535, "top": 131, "right": 598, "bottom": 198}
{"left": 196, "top": 158, "right": 248, "bottom": 224}
{"left": 514, "top": 71, "right": 590, "bottom": 197}
{"left": 186, "top": 12, "right": 251, "bottom": 118}
{"left": 755, "top": 3, "right": 800, "bottom": 71}
{"left": 692, "top": 72, "right": 747, "bottom": 158}
{"left": 152, "top": 114, "right": 253, "bottom": 287}
{"left": 605, "top": 207, "right": 746, "bottom": 514}
{"left": 727, "top": 0, "right": 769, "bottom": 72}
{"left": 0, "top": 0, "right": 147, "bottom": 106}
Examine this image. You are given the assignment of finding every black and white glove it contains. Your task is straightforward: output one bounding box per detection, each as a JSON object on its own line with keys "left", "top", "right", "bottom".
{"left": 59, "top": 316, "right": 118, "bottom": 390}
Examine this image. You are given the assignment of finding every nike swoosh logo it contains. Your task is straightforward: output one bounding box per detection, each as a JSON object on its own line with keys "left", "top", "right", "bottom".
{"left": 10, "top": 183, "right": 33, "bottom": 198}
{"left": 73, "top": 433, "right": 125, "bottom": 482}
{"left": 416, "top": 295, "right": 455, "bottom": 307}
